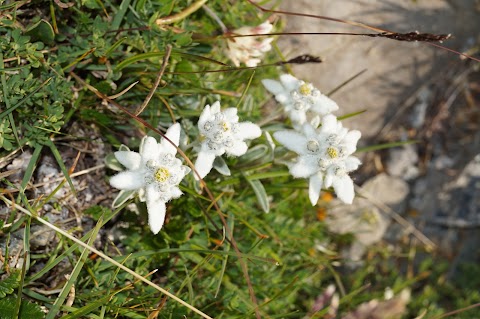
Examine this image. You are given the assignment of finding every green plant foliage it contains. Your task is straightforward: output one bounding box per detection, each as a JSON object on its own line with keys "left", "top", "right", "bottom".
{"left": 0, "top": 0, "right": 477, "bottom": 318}
{"left": 0, "top": 296, "right": 45, "bottom": 319}
{"left": 0, "top": 271, "right": 20, "bottom": 298}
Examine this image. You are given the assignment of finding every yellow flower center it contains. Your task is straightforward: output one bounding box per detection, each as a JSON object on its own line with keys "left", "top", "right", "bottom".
{"left": 327, "top": 147, "right": 338, "bottom": 159}
{"left": 299, "top": 83, "right": 312, "bottom": 96}
{"left": 154, "top": 167, "right": 170, "bottom": 182}
{"left": 199, "top": 134, "right": 206, "bottom": 142}
{"left": 221, "top": 121, "right": 230, "bottom": 132}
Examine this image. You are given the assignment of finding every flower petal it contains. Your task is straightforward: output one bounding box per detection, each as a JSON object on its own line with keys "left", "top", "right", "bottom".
{"left": 146, "top": 197, "right": 166, "bottom": 234}
{"left": 235, "top": 122, "right": 262, "bottom": 140}
{"left": 332, "top": 175, "right": 355, "bottom": 204}
{"left": 344, "top": 156, "right": 362, "bottom": 171}
{"left": 275, "top": 93, "right": 290, "bottom": 104}
{"left": 198, "top": 104, "right": 212, "bottom": 129}
{"left": 302, "top": 123, "right": 317, "bottom": 137}
{"left": 170, "top": 186, "right": 183, "bottom": 199}
{"left": 343, "top": 130, "right": 361, "bottom": 154}
{"left": 289, "top": 156, "right": 319, "bottom": 178}
{"left": 194, "top": 151, "right": 216, "bottom": 179}
{"left": 309, "top": 173, "right": 324, "bottom": 206}
{"left": 324, "top": 170, "right": 334, "bottom": 188}
{"left": 161, "top": 123, "right": 180, "bottom": 155}
{"left": 110, "top": 170, "right": 145, "bottom": 190}
{"left": 262, "top": 79, "right": 284, "bottom": 95}
{"left": 256, "top": 21, "right": 273, "bottom": 34}
{"left": 211, "top": 101, "right": 221, "bottom": 114}
{"left": 288, "top": 109, "right": 307, "bottom": 125}
{"left": 227, "top": 140, "right": 248, "bottom": 156}
{"left": 312, "top": 95, "right": 339, "bottom": 114}
{"left": 273, "top": 130, "right": 307, "bottom": 154}
{"left": 115, "top": 151, "right": 141, "bottom": 170}
{"left": 246, "top": 58, "right": 261, "bottom": 67}
{"left": 223, "top": 108, "right": 239, "bottom": 122}
{"left": 320, "top": 114, "right": 338, "bottom": 133}
{"left": 140, "top": 136, "right": 159, "bottom": 163}
{"left": 280, "top": 74, "right": 300, "bottom": 92}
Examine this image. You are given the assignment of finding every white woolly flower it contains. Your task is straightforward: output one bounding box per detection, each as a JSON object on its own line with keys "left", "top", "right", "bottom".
{"left": 226, "top": 21, "right": 274, "bottom": 67}
{"left": 262, "top": 74, "right": 339, "bottom": 128}
{"left": 195, "top": 101, "right": 262, "bottom": 179}
{"left": 109, "top": 123, "right": 190, "bottom": 234}
{"left": 274, "top": 114, "right": 361, "bottom": 204}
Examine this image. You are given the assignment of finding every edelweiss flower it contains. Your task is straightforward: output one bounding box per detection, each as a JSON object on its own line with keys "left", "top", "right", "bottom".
{"left": 274, "top": 114, "right": 361, "bottom": 204}
{"left": 262, "top": 74, "right": 339, "bottom": 128}
{"left": 226, "top": 21, "right": 274, "bottom": 67}
{"left": 195, "top": 101, "right": 262, "bottom": 179}
{"left": 109, "top": 123, "right": 190, "bottom": 234}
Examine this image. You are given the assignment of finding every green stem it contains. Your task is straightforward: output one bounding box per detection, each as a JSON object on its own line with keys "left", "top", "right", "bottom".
{"left": 155, "top": 0, "right": 208, "bottom": 25}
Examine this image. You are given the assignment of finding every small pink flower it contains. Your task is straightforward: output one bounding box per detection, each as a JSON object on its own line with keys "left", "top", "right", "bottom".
{"left": 226, "top": 21, "right": 274, "bottom": 67}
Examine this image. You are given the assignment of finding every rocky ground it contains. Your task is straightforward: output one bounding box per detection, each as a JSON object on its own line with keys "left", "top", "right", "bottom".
{"left": 277, "top": 0, "right": 480, "bottom": 269}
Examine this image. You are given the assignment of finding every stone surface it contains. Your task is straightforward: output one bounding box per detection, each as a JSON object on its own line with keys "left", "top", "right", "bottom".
{"left": 410, "top": 154, "right": 480, "bottom": 261}
{"left": 386, "top": 144, "right": 420, "bottom": 180}
{"left": 326, "top": 173, "right": 409, "bottom": 261}
{"left": 277, "top": 0, "right": 480, "bottom": 140}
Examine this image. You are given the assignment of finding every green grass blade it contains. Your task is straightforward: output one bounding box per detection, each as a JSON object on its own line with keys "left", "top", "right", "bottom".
{"left": 18, "top": 142, "right": 43, "bottom": 196}
{"left": 25, "top": 206, "right": 120, "bottom": 283}
{"left": 236, "top": 70, "right": 255, "bottom": 108}
{"left": 14, "top": 248, "right": 29, "bottom": 319}
{"left": 59, "top": 294, "right": 113, "bottom": 319}
{"left": 115, "top": 50, "right": 228, "bottom": 70}
{"left": 337, "top": 109, "right": 367, "bottom": 120}
{"left": 356, "top": 140, "right": 418, "bottom": 153}
{"left": 96, "top": 249, "right": 277, "bottom": 272}
{"left": 46, "top": 216, "right": 103, "bottom": 319}
{"left": 104, "top": 37, "right": 127, "bottom": 58}
{"left": 0, "top": 52, "right": 21, "bottom": 148}
{"left": 110, "top": 0, "right": 131, "bottom": 30}
{"left": 215, "top": 212, "right": 234, "bottom": 298}
{"left": 43, "top": 139, "right": 76, "bottom": 194}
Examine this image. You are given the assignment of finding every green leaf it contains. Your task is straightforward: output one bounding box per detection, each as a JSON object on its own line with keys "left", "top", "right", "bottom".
{"left": 337, "top": 109, "right": 367, "bottom": 120}
{"left": 25, "top": 20, "right": 55, "bottom": 45}
{"left": 59, "top": 294, "right": 113, "bottom": 319}
{"left": 0, "top": 296, "right": 45, "bottom": 319}
{"left": 246, "top": 178, "right": 270, "bottom": 213}
{"left": 112, "top": 190, "right": 135, "bottom": 208}
{"left": 356, "top": 140, "right": 418, "bottom": 153}
{"left": 43, "top": 139, "right": 76, "bottom": 194}
{"left": 238, "top": 144, "right": 269, "bottom": 164}
{"left": 0, "top": 270, "right": 20, "bottom": 298}
{"left": 110, "top": 0, "right": 131, "bottom": 31}
{"left": 115, "top": 50, "right": 228, "bottom": 71}
{"left": 46, "top": 217, "right": 103, "bottom": 319}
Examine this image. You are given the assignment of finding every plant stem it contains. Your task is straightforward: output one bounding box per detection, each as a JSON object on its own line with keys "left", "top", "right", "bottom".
{"left": 156, "top": 0, "right": 208, "bottom": 26}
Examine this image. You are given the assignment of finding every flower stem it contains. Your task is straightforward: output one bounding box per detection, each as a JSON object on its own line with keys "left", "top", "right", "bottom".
{"left": 155, "top": 0, "right": 208, "bottom": 26}
{"left": 135, "top": 44, "right": 172, "bottom": 115}
{"left": 202, "top": 4, "right": 227, "bottom": 33}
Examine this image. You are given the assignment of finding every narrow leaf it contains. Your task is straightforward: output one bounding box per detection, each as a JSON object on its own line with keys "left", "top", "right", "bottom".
{"left": 246, "top": 178, "right": 270, "bottom": 213}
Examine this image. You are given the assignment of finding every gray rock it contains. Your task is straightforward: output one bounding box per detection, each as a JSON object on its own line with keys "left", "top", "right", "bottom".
{"left": 326, "top": 173, "right": 409, "bottom": 261}
{"left": 386, "top": 144, "right": 420, "bottom": 180}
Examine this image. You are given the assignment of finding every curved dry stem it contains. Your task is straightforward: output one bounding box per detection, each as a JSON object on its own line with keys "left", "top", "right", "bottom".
{"left": 156, "top": 0, "right": 208, "bottom": 26}
{"left": 135, "top": 44, "right": 172, "bottom": 115}
{"left": 0, "top": 195, "right": 214, "bottom": 319}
